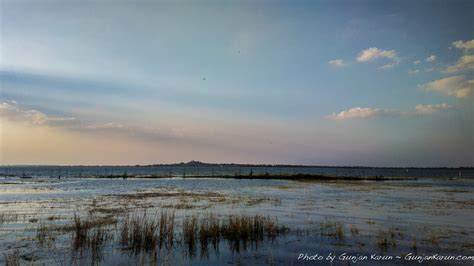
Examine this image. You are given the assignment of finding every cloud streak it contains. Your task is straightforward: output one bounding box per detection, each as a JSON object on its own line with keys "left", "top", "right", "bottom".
{"left": 328, "top": 59, "right": 347, "bottom": 68}
{"left": 426, "top": 55, "right": 436, "bottom": 62}
{"left": 356, "top": 47, "right": 400, "bottom": 69}
{"left": 414, "top": 103, "right": 451, "bottom": 114}
{"left": 326, "top": 107, "right": 395, "bottom": 121}
{"left": 0, "top": 101, "right": 245, "bottom": 151}
{"left": 327, "top": 104, "right": 452, "bottom": 121}
{"left": 444, "top": 54, "right": 474, "bottom": 73}
{"left": 418, "top": 76, "right": 473, "bottom": 98}
{"left": 0, "top": 102, "right": 76, "bottom": 126}
{"left": 452, "top": 39, "right": 474, "bottom": 51}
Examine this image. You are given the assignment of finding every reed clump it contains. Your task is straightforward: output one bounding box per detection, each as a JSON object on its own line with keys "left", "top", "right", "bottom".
{"left": 221, "top": 214, "right": 285, "bottom": 242}
{"left": 71, "top": 213, "right": 112, "bottom": 263}
{"left": 3, "top": 251, "right": 20, "bottom": 266}
{"left": 120, "top": 212, "right": 158, "bottom": 253}
{"left": 182, "top": 213, "right": 287, "bottom": 254}
{"left": 72, "top": 213, "right": 92, "bottom": 251}
{"left": 375, "top": 229, "right": 397, "bottom": 251}
{"left": 36, "top": 222, "right": 49, "bottom": 247}
{"left": 320, "top": 221, "right": 345, "bottom": 240}
{"left": 158, "top": 210, "right": 175, "bottom": 249}
{"left": 350, "top": 225, "right": 360, "bottom": 237}
{"left": 183, "top": 215, "right": 198, "bottom": 256}
{"left": 88, "top": 226, "right": 110, "bottom": 261}
{"left": 376, "top": 231, "right": 389, "bottom": 251}
{"left": 198, "top": 214, "right": 220, "bottom": 251}
{"left": 411, "top": 237, "right": 417, "bottom": 253}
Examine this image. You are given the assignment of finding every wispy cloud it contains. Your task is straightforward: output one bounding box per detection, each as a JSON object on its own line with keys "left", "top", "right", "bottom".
{"left": 85, "top": 122, "right": 125, "bottom": 130}
{"left": 327, "top": 103, "right": 452, "bottom": 121}
{"left": 356, "top": 47, "right": 400, "bottom": 69}
{"left": 452, "top": 39, "right": 474, "bottom": 51}
{"left": 0, "top": 101, "right": 131, "bottom": 134}
{"left": 418, "top": 76, "right": 473, "bottom": 98}
{"left": 0, "top": 101, "right": 76, "bottom": 126}
{"left": 444, "top": 54, "right": 474, "bottom": 73}
{"left": 415, "top": 103, "right": 451, "bottom": 114}
{"left": 326, "top": 107, "right": 394, "bottom": 121}
{"left": 328, "top": 59, "right": 347, "bottom": 68}
{"left": 426, "top": 55, "right": 436, "bottom": 62}
{"left": 0, "top": 101, "right": 214, "bottom": 147}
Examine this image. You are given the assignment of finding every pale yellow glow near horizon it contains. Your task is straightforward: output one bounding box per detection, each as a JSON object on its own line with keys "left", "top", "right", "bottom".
{"left": 0, "top": 119, "right": 287, "bottom": 165}
{"left": 0, "top": 119, "right": 172, "bottom": 165}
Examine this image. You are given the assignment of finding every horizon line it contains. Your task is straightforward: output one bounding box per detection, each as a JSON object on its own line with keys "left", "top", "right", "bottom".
{"left": 0, "top": 161, "right": 472, "bottom": 169}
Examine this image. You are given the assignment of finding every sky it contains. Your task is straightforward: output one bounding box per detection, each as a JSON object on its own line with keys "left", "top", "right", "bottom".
{"left": 0, "top": 0, "right": 473, "bottom": 167}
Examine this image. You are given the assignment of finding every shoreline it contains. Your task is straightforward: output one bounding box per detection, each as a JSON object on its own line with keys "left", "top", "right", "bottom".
{"left": 3, "top": 173, "right": 418, "bottom": 181}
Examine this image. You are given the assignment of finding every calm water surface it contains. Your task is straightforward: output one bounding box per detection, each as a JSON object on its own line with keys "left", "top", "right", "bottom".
{"left": 0, "top": 172, "right": 473, "bottom": 265}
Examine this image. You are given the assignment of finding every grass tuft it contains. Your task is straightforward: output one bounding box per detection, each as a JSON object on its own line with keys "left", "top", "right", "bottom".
{"left": 3, "top": 251, "right": 20, "bottom": 266}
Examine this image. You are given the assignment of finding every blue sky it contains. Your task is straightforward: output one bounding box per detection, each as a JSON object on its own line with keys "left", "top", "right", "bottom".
{"left": 0, "top": 0, "right": 473, "bottom": 166}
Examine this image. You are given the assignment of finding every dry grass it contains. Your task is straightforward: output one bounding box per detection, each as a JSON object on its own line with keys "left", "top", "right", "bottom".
{"left": 3, "top": 251, "right": 20, "bottom": 266}
{"left": 120, "top": 212, "right": 159, "bottom": 253}
{"left": 88, "top": 226, "right": 110, "bottom": 263}
{"left": 411, "top": 237, "right": 417, "bottom": 253}
{"left": 198, "top": 214, "right": 220, "bottom": 251}
{"left": 72, "top": 214, "right": 90, "bottom": 250}
{"left": 181, "top": 213, "right": 287, "bottom": 254}
{"left": 320, "top": 222, "right": 344, "bottom": 240}
{"left": 350, "top": 225, "right": 360, "bottom": 237}
{"left": 32, "top": 213, "right": 116, "bottom": 251}
{"left": 70, "top": 213, "right": 113, "bottom": 265}
{"left": 158, "top": 210, "right": 175, "bottom": 249}
{"left": 0, "top": 212, "right": 20, "bottom": 224}
{"left": 36, "top": 222, "right": 49, "bottom": 247}
{"left": 376, "top": 231, "right": 389, "bottom": 251}
{"left": 375, "top": 229, "right": 398, "bottom": 251}
{"left": 183, "top": 215, "right": 198, "bottom": 256}
{"left": 61, "top": 215, "right": 116, "bottom": 233}
{"left": 47, "top": 215, "right": 59, "bottom": 221}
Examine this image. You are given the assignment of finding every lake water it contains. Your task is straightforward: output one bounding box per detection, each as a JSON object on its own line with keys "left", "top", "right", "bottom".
{"left": 1, "top": 165, "right": 472, "bottom": 179}
{"left": 0, "top": 170, "right": 473, "bottom": 265}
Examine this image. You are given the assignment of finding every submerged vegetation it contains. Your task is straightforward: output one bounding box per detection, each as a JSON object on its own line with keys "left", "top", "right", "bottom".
{"left": 10, "top": 209, "right": 455, "bottom": 265}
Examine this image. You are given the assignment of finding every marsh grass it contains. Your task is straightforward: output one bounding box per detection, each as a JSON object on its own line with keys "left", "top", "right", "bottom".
{"left": 70, "top": 213, "right": 113, "bottom": 265}
{"left": 350, "top": 225, "right": 359, "bottom": 237}
{"left": 183, "top": 215, "right": 198, "bottom": 256}
{"left": 88, "top": 226, "right": 111, "bottom": 264}
{"left": 320, "top": 222, "right": 345, "bottom": 241}
{"left": 411, "top": 237, "right": 417, "bottom": 253}
{"left": 36, "top": 222, "right": 49, "bottom": 247}
{"left": 0, "top": 212, "right": 20, "bottom": 224}
{"left": 375, "top": 228, "right": 399, "bottom": 251}
{"left": 3, "top": 251, "right": 20, "bottom": 266}
{"left": 120, "top": 212, "right": 159, "bottom": 253}
{"left": 72, "top": 214, "right": 89, "bottom": 251}
{"left": 376, "top": 231, "right": 389, "bottom": 251}
{"left": 158, "top": 210, "right": 176, "bottom": 249}
{"left": 181, "top": 214, "right": 287, "bottom": 255}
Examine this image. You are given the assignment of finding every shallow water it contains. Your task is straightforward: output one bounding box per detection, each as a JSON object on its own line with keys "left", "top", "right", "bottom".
{"left": 1, "top": 165, "right": 473, "bottom": 179}
{"left": 1, "top": 176, "right": 473, "bottom": 265}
